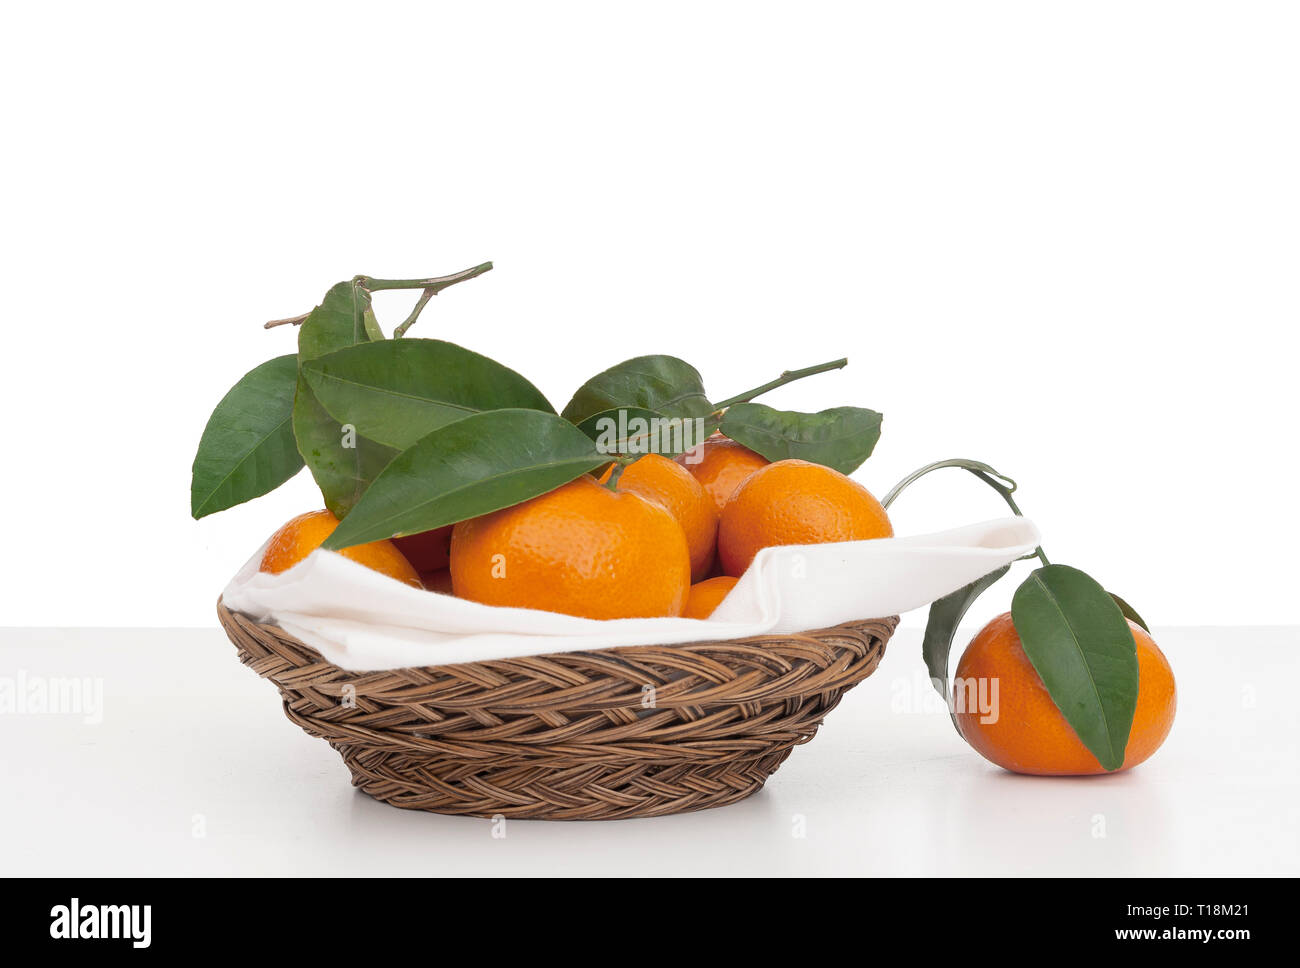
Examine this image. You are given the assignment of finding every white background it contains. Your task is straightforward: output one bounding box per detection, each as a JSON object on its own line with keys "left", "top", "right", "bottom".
{"left": 1, "top": 1, "right": 1296, "bottom": 628}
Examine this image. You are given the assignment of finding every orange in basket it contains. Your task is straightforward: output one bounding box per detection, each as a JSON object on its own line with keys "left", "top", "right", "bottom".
{"left": 717, "top": 460, "right": 893, "bottom": 576}
{"left": 600, "top": 454, "right": 718, "bottom": 580}
{"left": 261, "top": 510, "right": 422, "bottom": 588}
{"left": 451, "top": 475, "right": 691, "bottom": 620}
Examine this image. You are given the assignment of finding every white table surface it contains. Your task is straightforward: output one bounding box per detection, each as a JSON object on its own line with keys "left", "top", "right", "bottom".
{"left": 2, "top": 625, "right": 1295, "bottom": 876}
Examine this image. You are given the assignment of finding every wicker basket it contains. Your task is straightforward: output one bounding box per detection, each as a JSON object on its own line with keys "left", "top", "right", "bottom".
{"left": 218, "top": 599, "right": 896, "bottom": 820}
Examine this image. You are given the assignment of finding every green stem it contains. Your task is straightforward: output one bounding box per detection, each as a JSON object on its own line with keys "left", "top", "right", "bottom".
{"left": 602, "top": 456, "right": 635, "bottom": 490}
{"left": 263, "top": 311, "right": 311, "bottom": 330}
{"left": 351, "top": 281, "right": 367, "bottom": 344}
{"left": 393, "top": 287, "right": 437, "bottom": 338}
{"left": 264, "top": 262, "right": 493, "bottom": 334}
{"left": 712, "top": 357, "right": 848, "bottom": 410}
{"left": 354, "top": 261, "right": 493, "bottom": 293}
{"left": 882, "top": 458, "right": 1050, "bottom": 567}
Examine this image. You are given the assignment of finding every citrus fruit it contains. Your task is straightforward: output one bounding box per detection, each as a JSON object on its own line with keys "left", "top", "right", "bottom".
{"left": 260, "top": 510, "right": 422, "bottom": 587}
{"left": 716, "top": 459, "right": 893, "bottom": 576}
{"left": 682, "top": 576, "right": 738, "bottom": 619}
{"left": 450, "top": 475, "right": 691, "bottom": 620}
{"left": 954, "top": 613, "right": 1177, "bottom": 775}
{"left": 393, "top": 525, "right": 453, "bottom": 572}
{"left": 676, "top": 437, "right": 769, "bottom": 515}
{"left": 421, "top": 568, "right": 454, "bottom": 594}
{"left": 599, "top": 454, "right": 718, "bottom": 580}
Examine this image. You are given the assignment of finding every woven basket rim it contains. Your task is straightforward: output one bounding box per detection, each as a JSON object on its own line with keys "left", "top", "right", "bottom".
{"left": 216, "top": 596, "right": 899, "bottom": 675}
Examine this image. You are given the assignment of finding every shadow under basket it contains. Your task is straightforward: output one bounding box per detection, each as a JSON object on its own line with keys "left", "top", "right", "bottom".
{"left": 218, "top": 600, "right": 897, "bottom": 821}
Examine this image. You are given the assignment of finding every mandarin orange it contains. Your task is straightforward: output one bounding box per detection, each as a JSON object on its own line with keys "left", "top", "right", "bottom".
{"left": 676, "top": 437, "right": 769, "bottom": 516}
{"left": 599, "top": 454, "right": 718, "bottom": 580}
{"left": 954, "top": 613, "right": 1176, "bottom": 775}
{"left": 716, "top": 459, "right": 892, "bottom": 576}
{"left": 393, "top": 525, "right": 454, "bottom": 572}
{"left": 682, "top": 575, "right": 739, "bottom": 619}
{"left": 450, "top": 475, "right": 691, "bottom": 620}
{"left": 260, "top": 510, "right": 422, "bottom": 587}
{"left": 420, "top": 567, "right": 454, "bottom": 595}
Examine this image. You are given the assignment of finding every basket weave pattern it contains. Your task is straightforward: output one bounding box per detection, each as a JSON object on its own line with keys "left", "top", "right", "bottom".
{"left": 219, "top": 601, "right": 896, "bottom": 820}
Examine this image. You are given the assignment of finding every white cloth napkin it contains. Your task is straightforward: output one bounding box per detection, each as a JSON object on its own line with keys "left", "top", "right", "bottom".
{"left": 220, "top": 516, "right": 1040, "bottom": 671}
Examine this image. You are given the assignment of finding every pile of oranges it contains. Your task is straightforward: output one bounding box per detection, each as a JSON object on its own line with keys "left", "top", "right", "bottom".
{"left": 260, "top": 435, "right": 894, "bottom": 621}
{"left": 257, "top": 431, "right": 1177, "bottom": 781}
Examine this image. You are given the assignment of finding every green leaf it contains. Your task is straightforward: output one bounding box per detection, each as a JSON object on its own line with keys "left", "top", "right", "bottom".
{"left": 298, "top": 281, "right": 373, "bottom": 361}
{"left": 922, "top": 565, "right": 1010, "bottom": 727}
{"left": 1011, "top": 564, "right": 1140, "bottom": 771}
{"left": 301, "top": 339, "right": 555, "bottom": 450}
{"left": 323, "top": 409, "right": 608, "bottom": 550}
{"left": 720, "top": 403, "right": 882, "bottom": 474}
{"left": 573, "top": 406, "right": 710, "bottom": 458}
{"left": 290, "top": 279, "right": 392, "bottom": 515}
{"left": 362, "top": 306, "right": 385, "bottom": 342}
{"left": 560, "top": 355, "right": 714, "bottom": 425}
{"left": 292, "top": 374, "right": 398, "bottom": 518}
{"left": 1109, "top": 592, "right": 1150, "bottom": 633}
{"left": 191, "top": 355, "right": 304, "bottom": 518}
